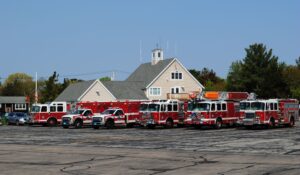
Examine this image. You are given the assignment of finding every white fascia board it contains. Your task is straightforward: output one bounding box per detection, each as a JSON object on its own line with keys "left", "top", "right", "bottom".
{"left": 146, "top": 58, "right": 176, "bottom": 89}
{"left": 146, "top": 58, "right": 205, "bottom": 89}
{"left": 78, "top": 80, "right": 117, "bottom": 101}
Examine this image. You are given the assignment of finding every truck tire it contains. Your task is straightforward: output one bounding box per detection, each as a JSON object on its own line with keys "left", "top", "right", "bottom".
{"left": 289, "top": 117, "right": 295, "bottom": 127}
{"left": 164, "top": 118, "right": 174, "bottom": 129}
{"left": 269, "top": 118, "right": 275, "bottom": 129}
{"left": 214, "top": 118, "right": 222, "bottom": 129}
{"left": 93, "top": 126, "right": 100, "bottom": 129}
{"left": 47, "top": 118, "right": 57, "bottom": 127}
{"left": 105, "top": 119, "right": 114, "bottom": 129}
{"left": 126, "top": 123, "right": 134, "bottom": 128}
{"left": 74, "top": 120, "right": 83, "bottom": 129}
{"left": 147, "top": 124, "right": 155, "bottom": 129}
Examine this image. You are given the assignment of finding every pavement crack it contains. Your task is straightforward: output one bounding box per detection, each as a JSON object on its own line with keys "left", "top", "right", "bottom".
{"left": 217, "top": 164, "right": 255, "bottom": 175}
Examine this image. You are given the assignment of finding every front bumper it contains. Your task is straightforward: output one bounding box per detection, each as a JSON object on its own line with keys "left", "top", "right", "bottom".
{"left": 92, "top": 118, "right": 105, "bottom": 127}
{"left": 243, "top": 119, "right": 261, "bottom": 126}
{"left": 140, "top": 119, "right": 156, "bottom": 126}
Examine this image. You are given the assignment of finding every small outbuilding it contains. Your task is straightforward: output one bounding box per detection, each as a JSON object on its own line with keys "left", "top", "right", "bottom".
{"left": 0, "top": 96, "right": 29, "bottom": 114}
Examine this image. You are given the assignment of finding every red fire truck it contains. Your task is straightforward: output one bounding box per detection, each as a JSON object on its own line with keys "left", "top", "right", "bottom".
{"left": 241, "top": 99, "right": 299, "bottom": 128}
{"left": 29, "top": 102, "right": 69, "bottom": 126}
{"left": 139, "top": 100, "right": 186, "bottom": 129}
{"left": 91, "top": 101, "right": 142, "bottom": 129}
{"left": 186, "top": 91, "right": 249, "bottom": 129}
{"left": 62, "top": 101, "right": 113, "bottom": 128}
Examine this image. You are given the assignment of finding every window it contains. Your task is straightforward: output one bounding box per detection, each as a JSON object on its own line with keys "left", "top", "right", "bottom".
{"left": 41, "top": 106, "right": 47, "bottom": 112}
{"left": 173, "top": 104, "right": 178, "bottom": 111}
{"left": 270, "top": 103, "right": 274, "bottom": 110}
{"left": 171, "top": 71, "right": 183, "bottom": 80}
{"left": 274, "top": 103, "right": 278, "bottom": 110}
{"left": 158, "top": 52, "right": 161, "bottom": 58}
{"left": 217, "top": 103, "right": 221, "bottom": 111}
{"left": 149, "top": 87, "right": 161, "bottom": 96}
{"left": 57, "top": 104, "right": 64, "bottom": 112}
{"left": 222, "top": 103, "right": 227, "bottom": 111}
{"left": 167, "top": 104, "right": 173, "bottom": 111}
{"left": 211, "top": 103, "right": 216, "bottom": 111}
{"left": 50, "top": 106, "right": 56, "bottom": 112}
{"left": 171, "top": 87, "right": 180, "bottom": 94}
{"left": 15, "top": 104, "right": 26, "bottom": 110}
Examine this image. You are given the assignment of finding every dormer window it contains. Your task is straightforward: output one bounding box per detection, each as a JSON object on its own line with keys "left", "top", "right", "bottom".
{"left": 171, "top": 71, "right": 183, "bottom": 80}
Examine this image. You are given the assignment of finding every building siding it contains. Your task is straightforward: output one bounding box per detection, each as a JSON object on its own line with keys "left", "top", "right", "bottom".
{"left": 146, "top": 60, "right": 203, "bottom": 100}
{"left": 80, "top": 81, "right": 116, "bottom": 102}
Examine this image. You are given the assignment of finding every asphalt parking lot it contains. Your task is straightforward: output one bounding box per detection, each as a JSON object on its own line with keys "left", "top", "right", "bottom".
{"left": 0, "top": 124, "right": 300, "bottom": 175}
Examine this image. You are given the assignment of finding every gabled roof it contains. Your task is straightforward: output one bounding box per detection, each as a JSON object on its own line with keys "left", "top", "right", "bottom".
{"left": 54, "top": 80, "right": 95, "bottom": 102}
{"left": 101, "top": 81, "right": 147, "bottom": 100}
{"left": 126, "top": 58, "right": 175, "bottom": 86}
{"left": 0, "top": 96, "right": 27, "bottom": 104}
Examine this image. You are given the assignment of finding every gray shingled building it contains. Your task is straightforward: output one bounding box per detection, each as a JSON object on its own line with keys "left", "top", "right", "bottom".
{"left": 0, "top": 96, "right": 29, "bottom": 114}
{"left": 55, "top": 48, "right": 204, "bottom": 103}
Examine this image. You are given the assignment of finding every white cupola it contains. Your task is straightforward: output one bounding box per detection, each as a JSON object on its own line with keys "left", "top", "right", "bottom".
{"left": 151, "top": 48, "right": 164, "bottom": 65}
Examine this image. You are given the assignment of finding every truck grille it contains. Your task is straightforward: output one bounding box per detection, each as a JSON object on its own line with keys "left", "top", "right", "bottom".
{"left": 245, "top": 113, "right": 255, "bottom": 119}
{"left": 93, "top": 117, "right": 102, "bottom": 122}
{"left": 62, "top": 118, "right": 70, "bottom": 125}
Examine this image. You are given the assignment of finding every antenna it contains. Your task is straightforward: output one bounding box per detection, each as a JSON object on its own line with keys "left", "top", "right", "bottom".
{"left": 35, "top": 72, "right": 38, "bottom": 104}
{"left": 174, "top": 41, "right": 177, "bottom": 56}
{"left": 111, "top": 71, "right": 115, "bottom": 81}
{"left": 166, "top": 40, "right": 169, "bottom": 57}
{"left": 139, "top": 40, "right": 142, "bottom": 63}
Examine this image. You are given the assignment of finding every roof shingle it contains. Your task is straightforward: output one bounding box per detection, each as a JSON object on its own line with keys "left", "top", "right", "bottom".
{"left": 54, "top": 80, "right": 95, "bottom": 102}
{"left": 126, "top": 58, "right": 174, "bottom": 86}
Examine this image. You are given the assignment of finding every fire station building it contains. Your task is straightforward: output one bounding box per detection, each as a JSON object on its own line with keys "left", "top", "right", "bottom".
{"left": 55, "top": 48, "right": 204, "bottom": 104}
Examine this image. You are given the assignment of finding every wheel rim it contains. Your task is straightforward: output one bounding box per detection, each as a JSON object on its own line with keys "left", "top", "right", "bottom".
{"left": 216, "top": 120, "right": 221, "bottom": 128}
{"left": 290, "top": 118, "right": 294, "bottom": 126}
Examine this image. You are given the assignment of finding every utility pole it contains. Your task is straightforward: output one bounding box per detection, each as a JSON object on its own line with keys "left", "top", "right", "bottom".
{"left": 35, "top": 72, "right": 38, "bottom": 104}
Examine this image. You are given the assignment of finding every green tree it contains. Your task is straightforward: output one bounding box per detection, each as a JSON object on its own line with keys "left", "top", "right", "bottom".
{"left": 283, "top": 59, "right": 300, "bottom": 100}
{"left": 40, "top": 72, "right": 61, "bottom": 103}
{"left": 190, "top": 68, "right": 226, "bottom": 91}
{"left": 226, "top": 43, "right": 289, "bottom": 98}
{"left": 1, "top": 73, "right": 35, "bottom": 102}
{"left": 296, "top": 56, "right": 300, "bottom": 69}
{"left": 99, "top": 76, "right": 111, "bottom": 82}
{"left": 226, "top": 61, "right": 243, "bottom": 91}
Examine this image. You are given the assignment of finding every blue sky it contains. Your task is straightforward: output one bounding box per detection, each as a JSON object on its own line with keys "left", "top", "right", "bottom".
{"left": 0, "top": 0, "right": 299, "bottom": 81}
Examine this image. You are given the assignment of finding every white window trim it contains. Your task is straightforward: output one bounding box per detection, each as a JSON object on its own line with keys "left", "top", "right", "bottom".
{"left": 148, "top": 87, "right": 162, "bottom": 96}
{"left": 171, "top": 71, "right": 183, "bottom": 80}
{"left": 15, "top": 103, "right": 26, "bottom": 110}
{"left": 170, "top": 86, "right": 181, "bottom": 94}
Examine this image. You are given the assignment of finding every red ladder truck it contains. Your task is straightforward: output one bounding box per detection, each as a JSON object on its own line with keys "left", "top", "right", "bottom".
{"left": 186, "top": 91, "right": 249, "bottom": 129}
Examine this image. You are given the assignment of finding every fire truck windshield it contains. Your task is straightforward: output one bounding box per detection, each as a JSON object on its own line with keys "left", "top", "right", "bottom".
{"left": 189, "top": 103, "right": 210, "bottom": 112}
{"left": 31, "top": 106, "right": 40, "bottom": 113}
{"left": 139, "top": 104, "right": 149, "bottom": 112}
{"left": 240, "top": 102, "right": 251, "bottom": 110}
{"left": 148, "top": 104, "right": 160, "bottom": 112}
{"left": 250, "top": 102, "right": 265, "bottom": 110}
{"left": 72, "top": 109, "right": 85, "bottom": 115}
{"left": 102, "top": 109, "right": 115, "bottom": 115}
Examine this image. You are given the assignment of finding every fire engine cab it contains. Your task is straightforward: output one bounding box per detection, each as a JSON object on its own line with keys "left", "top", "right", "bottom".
{"left": 62, "top": 109, "right": 95, "bottom": 128}
{"left": 29, "top": 102, "right": 68, "bottom": 126}
{"left": 241, "top": 99, "right": 299, "bottom": 128}
{"left": 63, "top": 101, "right": 141, "bottom": 129}
{"left": 186, "top": 91, "right": 249, "bottom": 129}
{"left": 92, "top": 108, "right": 127, "bottom": 129}
{"left": 139, "top": 100, "right": 185, "bottom": 129}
